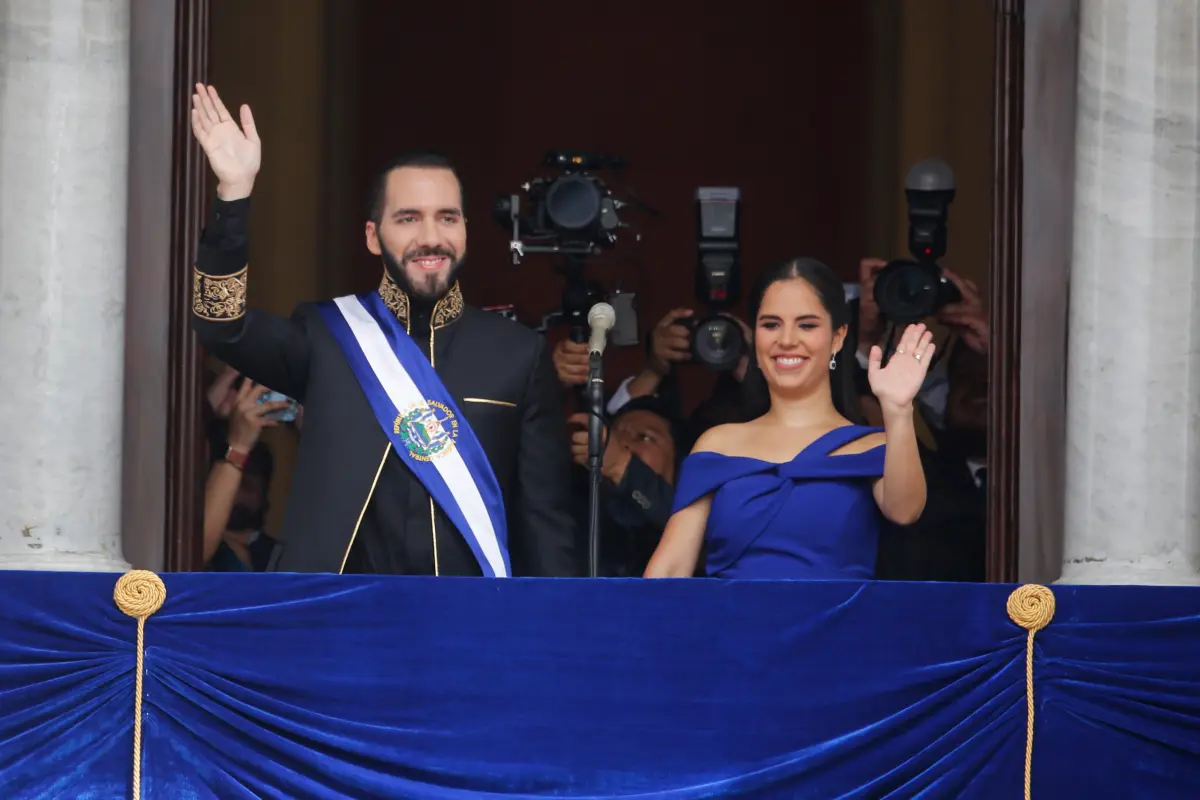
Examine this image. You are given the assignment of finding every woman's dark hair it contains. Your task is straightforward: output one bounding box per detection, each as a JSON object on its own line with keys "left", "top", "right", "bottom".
{"left": 740, "top": 257, "right": 864, "bottom": 423}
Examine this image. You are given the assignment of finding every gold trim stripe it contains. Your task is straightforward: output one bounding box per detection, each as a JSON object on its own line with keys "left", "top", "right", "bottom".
{"left": 338, "top": 444, "right": 392, "bottom": 574}
{"left": 430, "top": 498, "right": 439, "bottom": 576}
{"left": 462, "top": 398, "right": 517, "bottom": 408}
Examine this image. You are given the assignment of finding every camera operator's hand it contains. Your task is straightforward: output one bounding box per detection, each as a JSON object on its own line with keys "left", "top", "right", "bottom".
{"left": 857, "top": 257, "right": 888, "bottom": 354}
{"left": 857, "top": 257, "right": 888, "bottom": 348}
{"left": 567, "top": 412, "right": 631, "bottom": 484}
{"left": 937, "top": 268, "right": 989, "bottom": 355}
{"left": 227, "top": 381, "right": 289, "bottom": 453}
{"left": 647, "top": 309, "right": 694, "bottom": 376}
{"left": 553, "top": 338, "right": 590, "bottom": 387}
{"left": 717, "top": 313, "right": 753, "bottom": 382}
{"left": 567, "top": 413, "right": 596, "bottom": 467}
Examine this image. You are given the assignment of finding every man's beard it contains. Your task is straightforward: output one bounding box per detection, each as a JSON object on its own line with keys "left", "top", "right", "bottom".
{"left": 381, "top": 243, "right": 465, "bottom": 303}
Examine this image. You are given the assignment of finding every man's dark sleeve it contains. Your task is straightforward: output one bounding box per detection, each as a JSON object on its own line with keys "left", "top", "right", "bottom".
{"left": 192, "top": 197, "right": 311, "bottom": 400}
{"left": 609, "top": 455, "right": 674, "bottom": 532}
{"left": 510, "top": 335, "right": 581, "bottom": 577}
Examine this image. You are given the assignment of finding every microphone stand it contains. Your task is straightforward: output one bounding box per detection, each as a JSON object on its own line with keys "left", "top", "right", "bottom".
{"left": 586, "top": 350, "right": 605, "bottom": 578}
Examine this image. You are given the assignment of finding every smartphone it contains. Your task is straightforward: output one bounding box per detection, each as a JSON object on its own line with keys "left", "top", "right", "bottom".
{"left": 608, "top": 291, "right": 639, "bottom": 347}
{"left": 258, "top": 390, "right": 299, "bottom": 423}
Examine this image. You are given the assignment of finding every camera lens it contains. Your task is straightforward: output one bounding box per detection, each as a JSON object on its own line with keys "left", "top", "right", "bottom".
{"left": 692, "top": 316, "right": 745, "bottom": 371}
{"left": 544, "top": 175, "right": 602, "bottom": 231}
{"left": 873, "top": 260, "right": 943, "bottom": 324}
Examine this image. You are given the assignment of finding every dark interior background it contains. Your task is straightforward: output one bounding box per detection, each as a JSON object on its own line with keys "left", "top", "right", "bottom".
{"left": 348, "top": 0, "right": 868, "bottom": 400}
{"left": 206, "top": 0, "right": 997, "bottom": 538}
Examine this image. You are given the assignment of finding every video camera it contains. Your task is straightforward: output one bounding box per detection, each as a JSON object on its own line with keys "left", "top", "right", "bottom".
{"left": 493, "top": 150, "right": 640, "bottom": 343}
{"left": 493, "top": 150, "right": 633, "bottom": 264}
{"left": 872, "top": 158, "right": 962, "bottom": 325}
{"left": 674, "top": 187, "right": 745, "bottom": 371}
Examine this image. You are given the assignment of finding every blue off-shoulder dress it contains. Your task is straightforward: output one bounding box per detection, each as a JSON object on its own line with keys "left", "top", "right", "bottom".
{"left": 670, "top": 424, "right": 887, "bottom": 579}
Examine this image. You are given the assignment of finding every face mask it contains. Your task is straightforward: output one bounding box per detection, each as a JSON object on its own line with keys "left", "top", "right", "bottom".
{"left": 226, "top": 505, "right": 264, "bottom": 533}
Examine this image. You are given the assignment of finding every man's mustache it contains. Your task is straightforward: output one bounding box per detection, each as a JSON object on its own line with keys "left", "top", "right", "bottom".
{"left": 403, "top": 246, "right": 457, "bottom": 264}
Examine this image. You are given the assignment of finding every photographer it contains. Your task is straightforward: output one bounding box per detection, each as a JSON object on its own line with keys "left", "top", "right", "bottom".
{"left": 554, "top": 307, "right": 754, "bottom": 445}
{"left": 553, "top": 189, "right": 753, "bottom": 445}
{"left": 853, "top": 256, "right": 988, "bottom": 583}
{"left": 565, "top": 396, "right": 687, "bottom": 577}
{"left": 203, "top": 370, "right": 286, "bottom": 571}
{"left": 855, "top": 257, "right": 987, "bottom": 466}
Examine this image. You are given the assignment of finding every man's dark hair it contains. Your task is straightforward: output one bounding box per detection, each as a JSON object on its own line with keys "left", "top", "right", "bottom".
{"left": 366, "top": 150, "right": 466, "bottom": 224}
{"left": 609, "top": 395, "right": 688, "bottom": 470}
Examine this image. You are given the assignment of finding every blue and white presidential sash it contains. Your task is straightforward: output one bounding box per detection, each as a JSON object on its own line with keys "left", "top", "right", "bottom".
{"left": 317, "top": 291, "right": 510, "bottom": 578}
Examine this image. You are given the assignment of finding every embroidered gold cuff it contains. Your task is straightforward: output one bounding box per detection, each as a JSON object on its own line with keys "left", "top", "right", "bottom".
{"left": 193, "top": 266, "right": 248, "bottom": 321}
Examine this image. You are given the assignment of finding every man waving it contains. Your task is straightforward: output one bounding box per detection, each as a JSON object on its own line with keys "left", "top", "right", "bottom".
{"left": 189, "top": 84, "right": 579, "bottom": 577}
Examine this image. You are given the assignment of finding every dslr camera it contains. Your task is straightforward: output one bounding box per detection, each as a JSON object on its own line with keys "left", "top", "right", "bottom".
{"left": 872, "top": 158, "right": 962, "bottom": 324}
{"left": 675, "top": 187, "right": 745, "bottom": 371}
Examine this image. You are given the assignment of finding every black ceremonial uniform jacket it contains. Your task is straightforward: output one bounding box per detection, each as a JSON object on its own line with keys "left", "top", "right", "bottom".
{"left": 192, "top": 197, "right": 580, "bottom": 577}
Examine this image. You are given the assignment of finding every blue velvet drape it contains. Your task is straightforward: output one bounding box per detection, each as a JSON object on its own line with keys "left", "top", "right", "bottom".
{"left": 1, "top": 573, "right": 1197, "bottom": 798}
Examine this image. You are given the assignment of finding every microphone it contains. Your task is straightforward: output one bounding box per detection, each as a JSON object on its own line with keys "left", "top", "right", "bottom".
{"left": 587, "top": 303, "right": 616, "bottom": 356}
{"left": 583, "top": 302, "right": 614, "bottom": 579}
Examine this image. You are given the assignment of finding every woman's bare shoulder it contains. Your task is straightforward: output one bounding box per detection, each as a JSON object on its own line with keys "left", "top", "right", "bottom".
{"left": 691, "top": 420, "right": 758, "bottom": 456}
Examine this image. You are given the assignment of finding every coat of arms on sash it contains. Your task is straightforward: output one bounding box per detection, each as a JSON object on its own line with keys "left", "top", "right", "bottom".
{"left": 394, "top": 401, "right": 459, "bottom": 462}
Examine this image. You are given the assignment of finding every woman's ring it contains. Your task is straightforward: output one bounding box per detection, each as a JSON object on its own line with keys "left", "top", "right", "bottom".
{"left": 914, "top": 351, "right": 924, "bottom": 362}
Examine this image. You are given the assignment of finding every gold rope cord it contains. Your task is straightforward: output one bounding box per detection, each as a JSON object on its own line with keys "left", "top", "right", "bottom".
{"left": 113, "top": 571, "right": 167, "bottom": 800}
{"left": 1006, "top": 584, "right": 1056, "bottom": 800}
{"left": 101, "top": 573, "right": 1056, "bottom": 800}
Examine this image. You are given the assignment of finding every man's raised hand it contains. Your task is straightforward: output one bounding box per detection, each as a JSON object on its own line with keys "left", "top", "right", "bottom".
{"left": 190, "top": 84, "right": 260, "bottom": 201}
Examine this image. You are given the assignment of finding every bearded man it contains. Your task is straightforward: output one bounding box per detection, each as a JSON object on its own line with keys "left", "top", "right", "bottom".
{"left": 189, "top": 84, "right": 578, "bottom": 577}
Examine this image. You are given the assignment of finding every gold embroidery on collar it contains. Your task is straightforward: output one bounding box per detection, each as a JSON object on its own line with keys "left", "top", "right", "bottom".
{"left": 377, "top": 275, "right": 464, "bottom": 331}
{"left": 193, "top": 266, "right": 248, "bottom": 321}
{"left": 378, "top": 275, "right": 410, "bottom": 328}
{"left": 431, "top": 282, "right": 464, "bottom": 329}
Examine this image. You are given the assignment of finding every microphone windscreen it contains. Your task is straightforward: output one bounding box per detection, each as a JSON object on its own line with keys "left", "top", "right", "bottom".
{"left": 588, "top": 302, "right": 616, "bottom": 330}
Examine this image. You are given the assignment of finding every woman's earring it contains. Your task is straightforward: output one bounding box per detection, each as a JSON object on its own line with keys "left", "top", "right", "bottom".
{"left": 829, "top": 356, "right": 838, "bottom": 371}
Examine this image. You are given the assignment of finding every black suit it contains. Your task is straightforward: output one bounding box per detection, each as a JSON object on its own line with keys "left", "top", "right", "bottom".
{"left": 192, "top": 198, "right": 579, "bottom": 576}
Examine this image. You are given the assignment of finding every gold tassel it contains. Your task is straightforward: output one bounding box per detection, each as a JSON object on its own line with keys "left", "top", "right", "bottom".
{"left": 1006, "top": 584, "right": 1056, "bottom": 800}
{"left": 114, "top": 571, "right": 167, "bottom": 800}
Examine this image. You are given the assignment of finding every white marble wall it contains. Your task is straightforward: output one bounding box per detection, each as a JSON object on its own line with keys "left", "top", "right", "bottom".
{"left": 1063, "top": 0, "right": 1200, "bottom": 585}
{"left": 0, "top": 0, "right": 131, "bottom": 571}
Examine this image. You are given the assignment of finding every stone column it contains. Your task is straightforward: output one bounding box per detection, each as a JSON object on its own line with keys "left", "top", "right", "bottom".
{"left": 0, "top": 0, "right": 131, "bottom": 571}
{"left": 1063, "top": 0, "right": 1200, "bottom": 585}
